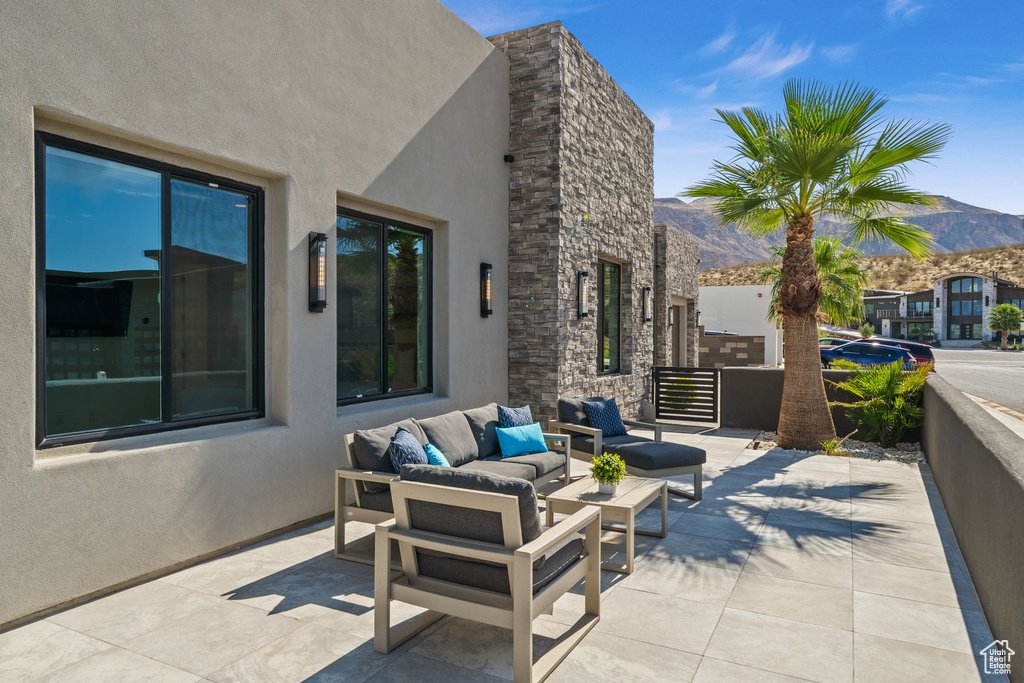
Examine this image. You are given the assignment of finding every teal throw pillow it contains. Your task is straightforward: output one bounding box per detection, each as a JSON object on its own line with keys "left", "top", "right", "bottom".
{"left": 424, "top": 442, "right": 451, "bottom": 467}
{"left": 495, "top": 422, "right": 548, "bottom": 458}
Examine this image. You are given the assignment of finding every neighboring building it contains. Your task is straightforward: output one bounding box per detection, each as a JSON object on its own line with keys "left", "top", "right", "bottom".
{"left": 866, "top": 272, "right": 1023, "bottom": 344}
{"left": 0, "top": 3, "right": 697, "bottom": 627}
{"left": 863, "top": 292, "right": 907, "bottom": 332}
{"left": 698, "top": 285, "right": 783, "bottom": 365}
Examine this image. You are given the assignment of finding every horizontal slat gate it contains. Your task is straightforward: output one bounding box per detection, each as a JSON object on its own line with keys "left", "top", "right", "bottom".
{"left": 653, "top": 367, "right": 720, "bottom": 423}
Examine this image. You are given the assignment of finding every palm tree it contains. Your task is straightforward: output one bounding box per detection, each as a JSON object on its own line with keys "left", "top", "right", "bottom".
{"left": 682, "top": 80, "right": 950, "bottom": 449}
{"left": 988, "top": 303, "right": 1022, "bottom": 350}
{"left": 759, "top": 236, "right": 869, "bottom": 327}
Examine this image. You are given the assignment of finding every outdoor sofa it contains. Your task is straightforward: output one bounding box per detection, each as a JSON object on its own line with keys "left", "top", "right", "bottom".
{"left": 374, "top": 464, "right": 601, "bottom": 683}
{"left": 335, "top": 403, "right": 570, "bottom": 563}
{"left": 550, "top": 396, "right": 706, "bottom": 500}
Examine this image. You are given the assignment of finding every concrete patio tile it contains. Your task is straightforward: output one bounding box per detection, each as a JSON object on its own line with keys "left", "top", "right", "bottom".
{"left": 546, "top": 632, "right": 702, "bottom": 683}
{"left": 247, "top": 529, "right": 336, "bottom": 564}
{"left": 687, "top": 492, "right": 777, "bottom": 517}
{"left": 730, "top": 448, "right": 794, "bottom": 467}
{"left": 851, "top": 535, "right": 954, "bottom": 572}
{"left": 670, "top": 509, "right": 764, "bottom": 543}
{"left": 756, "top": 521, "right": 853, "bottom": 557}
{"left": 594, "top": 587, "right": 722, "bottom": 654}
{"left": 853, "top": 517, "right": 944, "bottom": 547}
{"left": 727, "top": 573, "right": 853, "bottom": 630}
{"left": 853, "top": 591, "right": 974, "bottom": 653}
{"left": 159, "top": 551, "right": 303, "bottom": 599}
{"left": 618, "top": 556, "right": 742, "bottom": 606}
{"left": 47, "top": 580, "right": 225, "bottom": 646}
{"left": 784, "top": 455, "right": 852, "bottom": 474}
{"left": 764, "top": 506, "right": 853, "bottom": 535}
{"left": 311, "top": 580, "right": 432, "bottom": 641}
{"left": 770, "top": 494, "right": 851, "bottom": 516}
{"left": 124, "top": 600, "right": 303, "bottom": 677}
{"left": 851, "top": 500, "right": 939, "bottom": 525}
{"left": 0, "top": 620, "right": 112, "bottom": 681}
{"left": 742, "top": 544, "right": 853, "bottom": 590}
{"left": 645, "top": 531, "right": 753, "bottom": 571}
{"left": 208, "top": 622, "right": 389, "bottom": 683}
{"left": 410, "top": 616, "right": 565, "bottom": 680}
{"left": 853, "top": 633, "right": 989, "bottom": 683}
{"left": 46, "top": 647, "right": 201, "bottom": 683}
{"left": 704, "top": 608, "right": 853, "bottom": 683}
{"left": 364, "top": 652, "right": 505, "bottom": 682}
{"left": 692, "top": 657, "right": 813, "bottom": 682}
{"left": 852, "top": 559, "right": 960, "bottom": 608}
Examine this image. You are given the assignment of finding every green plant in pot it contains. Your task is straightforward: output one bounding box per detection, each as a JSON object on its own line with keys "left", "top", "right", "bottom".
{"left": 591, "top": 452, "right": 627, "bottom": 494}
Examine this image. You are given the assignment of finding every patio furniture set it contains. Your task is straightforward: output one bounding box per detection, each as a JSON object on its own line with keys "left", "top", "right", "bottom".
{"left": 333, "top": 398, "right": 707, "bottom": 682}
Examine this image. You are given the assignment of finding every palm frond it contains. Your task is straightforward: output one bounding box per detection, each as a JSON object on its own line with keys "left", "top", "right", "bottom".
{"left": 845, "top": 214, "right": 934, "bottom": 258}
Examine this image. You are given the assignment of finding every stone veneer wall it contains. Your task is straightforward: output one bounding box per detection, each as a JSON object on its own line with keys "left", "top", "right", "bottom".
{"left": 654, "top": 224, "right": 700, "bottom": 367}
{"left": 490, "top": 22, "right": 655, "bottom": 426}
{"left": 698, "top": 327, "right": 767, "bottom": 368}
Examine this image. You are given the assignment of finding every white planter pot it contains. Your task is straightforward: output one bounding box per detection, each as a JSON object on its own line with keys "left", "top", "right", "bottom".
{"left": 597, "top": 482, "right": 617, "bottom": 495}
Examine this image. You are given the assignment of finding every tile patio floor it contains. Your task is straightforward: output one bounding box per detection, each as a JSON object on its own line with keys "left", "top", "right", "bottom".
{"left": 0, "top": 428, "right": 1008, "bottom": 682}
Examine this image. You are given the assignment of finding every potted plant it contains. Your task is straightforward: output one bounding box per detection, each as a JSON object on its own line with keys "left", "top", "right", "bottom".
{"left": 590, "top": 452, "right": 627, "bottom": 494}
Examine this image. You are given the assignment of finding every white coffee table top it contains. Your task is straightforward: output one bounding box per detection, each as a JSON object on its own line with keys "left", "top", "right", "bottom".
{"left": 545, "top": 475, "right": 665, "bottom": 512}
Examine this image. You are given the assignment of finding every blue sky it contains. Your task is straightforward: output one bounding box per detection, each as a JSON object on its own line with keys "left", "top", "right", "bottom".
{"left": 441, "top": 0, "right": 1024, "bottom": 215}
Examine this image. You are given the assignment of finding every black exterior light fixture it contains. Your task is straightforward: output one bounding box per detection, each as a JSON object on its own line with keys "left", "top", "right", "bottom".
{"left": 642, "top": 287, "right": 653, "bottom": 322}
{"left": 577, "top": 271, "right": 590, "bottom": 318}
{"left": 309, "top": 231, "right": 328, "bottom": 312}
{"left": 480, "top": 263, "right": 493, "bottom": 317}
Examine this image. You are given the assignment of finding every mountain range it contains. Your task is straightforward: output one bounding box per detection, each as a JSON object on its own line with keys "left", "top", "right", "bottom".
{"left": 654, "top": 196, "right": 1024, "bottom": 270}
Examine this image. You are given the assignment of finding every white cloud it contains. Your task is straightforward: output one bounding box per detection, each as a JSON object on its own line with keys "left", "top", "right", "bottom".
{"left": 885, "top": 0, "right": 924, "bottom": 20}
{"left": 821, "top": 44, "right": 858, "bottom": 63}
{"left": 701, "top": 29, "right": 736, "bottom": 56}
{"left": 651, "top": 111, "right": 675, "bottom": 132}
{"left": 723, "top": 33, "right": 813, "bottom": 80}
{"left": 696, "top": 79, "right": 720, "bottom": 99}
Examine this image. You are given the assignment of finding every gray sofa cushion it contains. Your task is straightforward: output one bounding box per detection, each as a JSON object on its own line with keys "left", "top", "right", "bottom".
{"left": 607, "top": 440, "right": 707, "bottom": 471}
{"left": 458, "top": 458, "right": 537, "bottom": 483}
{"left": 399, "top": 464, "right": 542, "bottom": 543}
{"left": 570, "top": 433, "right": 643, "bottom": 456}
{"left": 557, "top": 396, "right": 608, "bottom": 426}
{"left": 352, "top": 419, "right": 426, "bottom": 492}
{"left": 462, "top": 403, "right": 501, "bottom": 458}
{"left": 418, "top": 411, "right": 479, "bottom": 467}
{"left": 481, "top": 451, "right": 564, "bottom": 479}
{"left": 358, "top": 488, "right": 394, "bottom": 513}
{"left": 416, "top": 536, "right": 584, "bottom": 595}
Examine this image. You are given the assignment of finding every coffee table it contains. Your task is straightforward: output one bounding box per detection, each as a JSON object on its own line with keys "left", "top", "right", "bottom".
{"left": 544, "top": 476, "right": 667, "bottom": 574}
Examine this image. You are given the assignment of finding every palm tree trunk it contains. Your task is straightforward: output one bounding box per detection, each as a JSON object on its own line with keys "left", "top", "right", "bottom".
{"left": 777, "top": 215, "right": 837, "bottom": 449}
{"left": 1002, "top": 331, "right": 1008, "bottom": 351}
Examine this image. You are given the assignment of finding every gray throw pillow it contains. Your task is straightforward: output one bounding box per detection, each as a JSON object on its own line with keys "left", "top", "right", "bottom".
{"left": 498, "top": 404, "right": 533, "bottom": 428}
{"left": 388, "top": 427, "right": 429, "bottom": 471}
{"left": 581, "top": 397, "right": 628, "bottom": 437}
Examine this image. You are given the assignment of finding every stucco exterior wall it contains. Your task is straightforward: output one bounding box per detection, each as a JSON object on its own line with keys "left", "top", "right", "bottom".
{"left": 0, "top": 0, "right": 510, "bottom": 626}
{"left": 699, "top": 285, "right": 783, "bottom": 365}
{"left": 654, "top": 225, "right": 700, "bottom": 367}
{"left": 490, "top": 23, "right": 656, "bottom": 425}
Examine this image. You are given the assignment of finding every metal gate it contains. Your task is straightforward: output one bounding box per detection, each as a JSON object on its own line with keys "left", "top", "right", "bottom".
{"left": 652, "top": 367, "right": 720, "bottom": 423}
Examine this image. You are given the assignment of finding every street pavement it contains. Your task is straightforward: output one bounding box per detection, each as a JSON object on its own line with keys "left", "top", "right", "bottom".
{"left": 931, "top": 348, "right": 1024, "bottom": 413}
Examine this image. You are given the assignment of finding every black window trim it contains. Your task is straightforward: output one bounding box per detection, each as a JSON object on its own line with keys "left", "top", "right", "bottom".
{"left": 597, "top": 259, "right": 621, "bottom": 376}
{"left": 35, "top": 132, "right": 266, "bottom": 449}
{"left": 335, "top": 206, "right": 433, "bottom": 407}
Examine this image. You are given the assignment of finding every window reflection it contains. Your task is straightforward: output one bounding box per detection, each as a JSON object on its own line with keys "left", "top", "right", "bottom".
{"left": 599, "top": 261, "right": 621, "bottom": 374}
{"left": 336, "top": 217, "right": 382, "bottom": 400}
{"left": 44, "top": 147, "right": 162, "bottom": 436}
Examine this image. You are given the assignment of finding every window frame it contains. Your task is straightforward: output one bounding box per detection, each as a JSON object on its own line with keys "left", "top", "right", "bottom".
{"left": 335, "top": 206, "right": 433, "bottom": 407}
{"left": 596, "top": 259, "right": 622, "bottom": 375}
{"left": 35, "top": 132, "right": 265, "bottom": 449}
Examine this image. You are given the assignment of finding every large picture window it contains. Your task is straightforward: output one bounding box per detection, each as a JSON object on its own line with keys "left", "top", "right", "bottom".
{"left": 336, "top": 208, "right": 431, "bottom": 404}
{"left": 37, "top": 134, "right": 263, "bottom": 446}
{"left": 597, "top": 260, "right": 621, "bottom": 374}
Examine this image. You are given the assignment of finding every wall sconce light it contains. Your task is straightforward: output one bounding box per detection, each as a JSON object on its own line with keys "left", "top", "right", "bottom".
{"left": 642, "top": 287, "right": 652, "bottom": 322}
{"left": 936, "top": 297, "right": 941, "bottom": 307}
{"left": 480, "top": 263, "right": 493, "bottom": 317}
{"left": 985, "top": 295, "right": 990, "bottom": 307}
{"left": 668, "top": 306, "right": 674, "bottom": 326}
{"left": 309, "top": 231, "right": 328, "bottom": 312}
{"left": 577, "top": 271, "right": 589, "bottom": 318}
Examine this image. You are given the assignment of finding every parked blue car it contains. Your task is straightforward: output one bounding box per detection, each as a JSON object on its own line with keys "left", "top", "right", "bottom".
{"left": 820, "top": 341, "right": 915, "bottom": 369}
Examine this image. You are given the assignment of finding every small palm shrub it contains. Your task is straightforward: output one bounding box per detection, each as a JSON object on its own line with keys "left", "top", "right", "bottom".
{"left": 590, "top": 452, "right": 627, "bottom": 485}
{"left": 858, "top": 322, "right": 875, "bottom": 338}
{"left": 829, "top": 360, "right": 930, "bottom": 447}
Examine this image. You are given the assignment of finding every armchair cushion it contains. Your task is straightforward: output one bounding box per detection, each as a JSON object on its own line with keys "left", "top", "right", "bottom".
{"left": 399, "top": 464, "right": 542, "bottom": 544}
{"left": 457, "top": 459, "right": 537, "bottom": 482}
{"left": 556, "top": 397, "right": 591, "bottom": 427}
{"left": 388, "top": 428, "right": 429, "bottom": 471}
{"left": 461, "top": 403, "right": 501, "bottom": 459}
{"left": 570, "top": 433, "right": 644, "bottom": 456}
{"left": 497, "top": 404, "right": 533, "bottom": 428}
{"left": 581, "top": 397, "right": 627, "bottom": 437}
{"left": 609, "top": 441, "right": 707, "bottom": 471}
{"left": 418, "top": 411, "right": 478, "bottom": 466}
{"left": 352, "top": 419, "right": 426, "bottom": 492}
{"left": 481, "top": 450, "right": 565, "bottom": 479}
{"left": 358, "top": 488, "right": 394, "bottom": 513}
